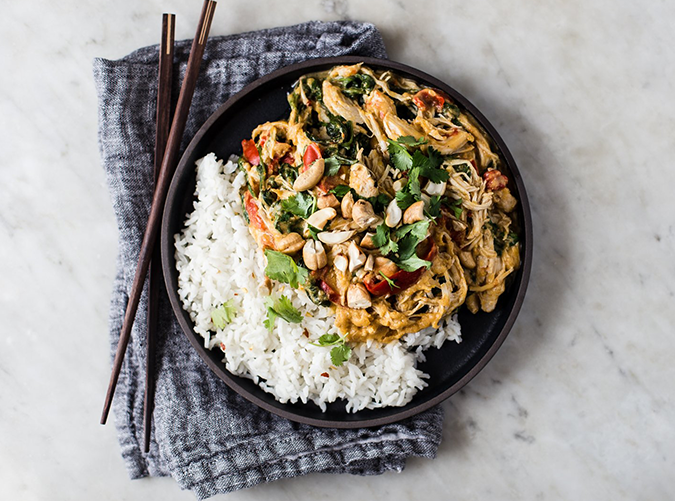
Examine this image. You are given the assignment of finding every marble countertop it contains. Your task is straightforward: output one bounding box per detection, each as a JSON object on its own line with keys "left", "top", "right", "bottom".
{"left": 2, "top": 0, "right": 674, "bottom": 499}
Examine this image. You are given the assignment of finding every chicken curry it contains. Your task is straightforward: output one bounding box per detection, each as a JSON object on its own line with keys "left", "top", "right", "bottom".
{"left": 238, "top": 64, "right": 520, "bottom": 343}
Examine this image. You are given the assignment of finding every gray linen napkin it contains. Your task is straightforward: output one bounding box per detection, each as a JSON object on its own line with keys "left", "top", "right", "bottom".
{"left": 94, "top": 21, "right": 443, "bottom": 499}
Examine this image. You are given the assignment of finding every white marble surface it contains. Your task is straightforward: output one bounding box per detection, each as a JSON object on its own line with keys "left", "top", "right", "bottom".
{"left": 1, "top": 0, "right": 674, "bottom": 499}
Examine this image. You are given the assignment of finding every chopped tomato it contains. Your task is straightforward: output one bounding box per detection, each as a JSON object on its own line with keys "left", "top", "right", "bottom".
{"left": 317, "top": 176, "right": 343, "bottom": 194}
{"left": 413, "top": 89, "right": 445, "bottom": 112}
{"left": 483, "top": 169, "right": 509, "bottom": 191}
{"left": 302, "top": 143, "right": 322, "bottom": 172}
{"left": 241, "top": 139, "right": 260, "bottom": 166}
{"left": 244, "top": 192, "right": 274, "bottom": 248}
{"left": 364, "top": 241, "right": 437, "bottom": 296}
{"left": 319, "top": 279, "right": 342, "bottom": 305}
{"left": 280, "top": 153, "right": 295, "bottom": 166}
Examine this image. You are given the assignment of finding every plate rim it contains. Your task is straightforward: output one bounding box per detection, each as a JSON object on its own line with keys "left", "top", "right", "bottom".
{"left": 161, "top": 55, "right": 533, "bottom": 428}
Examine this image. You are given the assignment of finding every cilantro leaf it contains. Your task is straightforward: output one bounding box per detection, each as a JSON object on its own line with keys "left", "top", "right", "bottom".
{"left": 395, "top": 135, "right": 427, "bottom": 146}
{"left": 329, "top": 185, "right": 351, "bottom": 199}
{"left": 310, "top": 333, "right": 352, "bottom": 366}
{"left": 366, "top": 193, "right": 391, "bottom": 213}
{"left": 264, "top": 249, "right": 309, "bottom": 289}
{"left": 395, "top": 189, "right": 417, "bottom": 210}
{"left": 426, "top": 195, "right": 441, "bottom": 219}
{"left": 263, "top": 295, "right": 303, "bottom": 332}
{"left": 413, "top": 147, "right": 448, "bottom": 182}
{"left": 281, "top": 192, "right": 315, "bottom": 218}
{"left": 387, "top": 139, "right": 413, "bottom": 171}
{"left": 324, "top": 156, "right": 342, "bottom": 176}
{"left": 311, "top": 333, "right": 342, "bottom": 346}
{"left": 372, "top": 224, "right": 398, "bottom": 255}
{"left": 395, "top": 254, "right": 432, "bottom": 272}
{"left": 211, "top": 300, "right": 237, "bottom": 329}
{"left": 330, "top": 344, "right": 352, "bottom": 366}
{"left": 407, "top": 168, "right": 422, "bottom": 197}
{"left": 395, "top": 220, "right": 431, "bottom": 270}
{"left": 394, "top": 220, "right": 430, "bottom": 242}
{"left": 263, "top": 307, "right": 277, "bottom": 332}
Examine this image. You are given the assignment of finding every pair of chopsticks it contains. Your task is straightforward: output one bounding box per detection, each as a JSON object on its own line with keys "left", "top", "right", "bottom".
{"left": 100, "top": 0, "right": 217, "bottom": 453}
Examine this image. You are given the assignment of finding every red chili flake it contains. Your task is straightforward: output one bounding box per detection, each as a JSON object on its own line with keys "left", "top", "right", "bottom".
{"left": 321, "top": 372, "right": 330, "bottom": 378}
{"left": 219, "top": 343, "right": 226, "bottom": 351}
{"left": 303, "top": 329, "right": 310, "bottom": 338}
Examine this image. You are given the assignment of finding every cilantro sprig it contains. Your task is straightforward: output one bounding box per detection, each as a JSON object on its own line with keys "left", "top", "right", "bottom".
{"left": 390, "top": 136, "right": 448, "bottom": 211}
{"left": 264, "top": 249, "right": 309, "bottom": 289}
{"left": 370, "top": 220, "right": 432, "bottom": 272}
{"left": 310, "top": 334, "right": 352, "bottom": 366}
{"left": 263, "top": 295, "right": 303, "bottom": 332}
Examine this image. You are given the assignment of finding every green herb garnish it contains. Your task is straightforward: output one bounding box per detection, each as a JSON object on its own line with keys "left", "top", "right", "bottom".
{"left": 426, "top": 195, "right": 441, "bottom": 219}
{"left": 264, "top": 249, "right": 309, "bottom": 289}
{"left": 442, "top": 197, "right": 463, "bottom": 219}
{"left": 394, "top": 220, "right": 430, "bottom": 241}
{"left": 329, "top": 185, "right": 352, "bottom": 199}
{"left": 372, "top": 223, "right": 399, "bottom": 255}
{"left": 378, "top": 271, "right": 398, "bottom": 289}
{"left": 310, "top": 334, "right": 352, "bottom": 367}
{"left": 324, "top": 156, "right": 342, "bottom": 176}
{"left": 263, "top": 295, "right": 303, "bottom": 332}
{"left": 280, "top": 191, "right": 316, "bottom": 218}
{"left": 211, "top": 300, "right": 237, "bottom": 329}
{"left": 387, "top": 139, "right": 414, "bottom": 172}
{"left": 395, "top": 135, "right": 428, "bottom": 147}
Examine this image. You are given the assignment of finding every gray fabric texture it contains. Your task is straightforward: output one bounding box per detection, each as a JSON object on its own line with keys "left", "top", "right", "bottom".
{"left": 93, "top": 21, "right": 443, "bottom": 499}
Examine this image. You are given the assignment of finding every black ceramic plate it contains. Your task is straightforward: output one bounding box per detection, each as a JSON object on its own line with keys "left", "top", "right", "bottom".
{"left": 161, "top": 56, "right": 532, "bottom": 428}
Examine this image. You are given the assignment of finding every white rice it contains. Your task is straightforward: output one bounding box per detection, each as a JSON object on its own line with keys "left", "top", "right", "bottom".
{"left": 174, "top": 153, "right": 462, "bottom": 412}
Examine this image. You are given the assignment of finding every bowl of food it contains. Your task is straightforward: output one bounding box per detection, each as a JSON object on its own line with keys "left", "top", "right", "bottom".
{"left": 161, "top": 56, "right": 532, "bottom": 428}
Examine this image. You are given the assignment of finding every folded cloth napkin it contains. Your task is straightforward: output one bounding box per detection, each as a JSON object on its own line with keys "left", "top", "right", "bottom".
{"left": 94, "top": 21, "right": 443, "bottom": 499}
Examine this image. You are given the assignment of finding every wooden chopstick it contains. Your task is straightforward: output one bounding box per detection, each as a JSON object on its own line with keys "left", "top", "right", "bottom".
{"left": 101, "top": 0, "right": 217, "bottom": 426}
{"left": 143, "top": 12, "right": 175, "bottom": 453}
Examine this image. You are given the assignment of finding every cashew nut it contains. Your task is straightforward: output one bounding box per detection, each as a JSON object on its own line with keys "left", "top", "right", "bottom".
{"left": 274, "top": 232, "right": 305, "bottom": 254}
{"left": 424, "top": 180, "right": 447, "bottom": 196}
{"left": 402, "top": 200, "right": 425, "bottom": 224}
{"left": 302, "top": 240, "right": 327, "bottom": 271}
{"left": 317, "top": 193, "right": 340, "bottom": 209}
{"left": 306, "top": 207, "right": 336, "bottom": 230}
{"left": 374, "top": 256, "right": 398, "bottom": 277}
{"left": 292, "top": 158, "right": 324, "bottom": 192}
{"left": 341, "top": 191, "right": 355, "bottom": 219}
{"left": 385, "top": 199, "right": 402, "bottom": 227}
{"left": 360, "top": 233, "right": 377, "bottom": 249}
{"left": 348, "top": 241, "right": 366, "bottom": 272}
{"left": 317, "top": 230, "right": 355, "bottom": 246}
{"left": 347, "top": 283, "right": 372, "bottom": 309}
{"left": 334, "top": 254, "right": 348, "bottom": 272}
{"left": 364, "top": 253, "right": 374, "bottom": 271}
